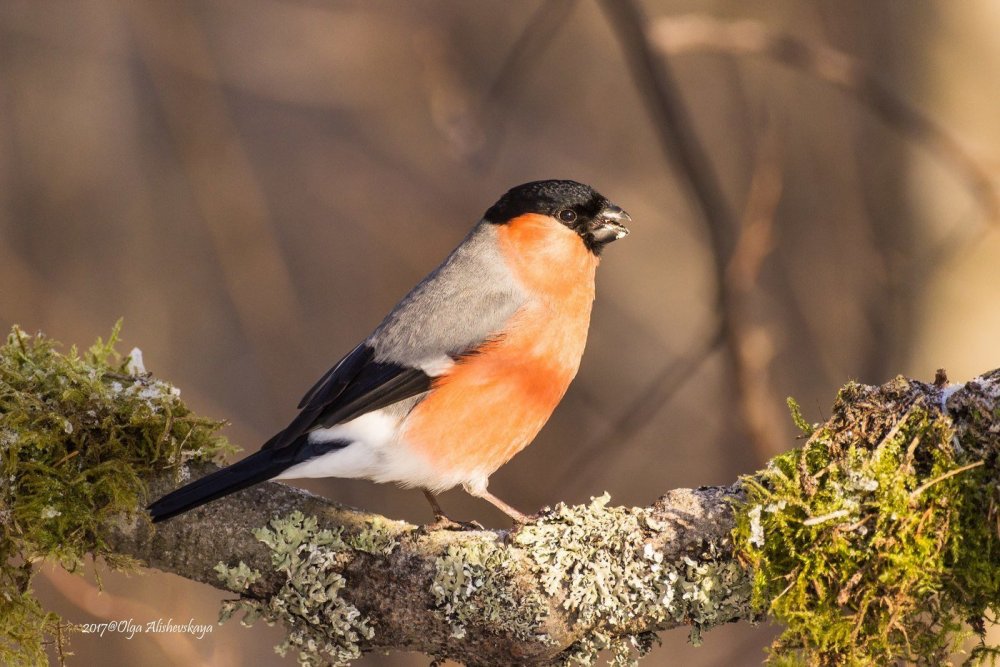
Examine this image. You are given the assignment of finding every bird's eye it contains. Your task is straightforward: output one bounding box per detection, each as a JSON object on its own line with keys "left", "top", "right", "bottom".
{"left": 558, "top": 209, "right": 577, "bottom": 223}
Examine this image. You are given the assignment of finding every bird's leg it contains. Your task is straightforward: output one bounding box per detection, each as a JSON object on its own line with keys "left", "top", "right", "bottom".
{"left": 422, "top": 489, "right": 450, "bottom": 523}
{"left": 462, "top": 481, "right": 529, "bottom": 525}
{"left": 421, "top": 489, "right": 482, "bottom": 531}
{"left": 479, "top": 490, "right": 529, "bottom": 524}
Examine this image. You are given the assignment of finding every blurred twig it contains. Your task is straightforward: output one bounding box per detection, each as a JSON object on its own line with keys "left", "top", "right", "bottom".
{"left": 421, "top": 0, "right": 578, "bottom": 168}
{"left": 468, "top": 0, "right": 578, "bottom": 167}
{"left": 666, "top": 8, "right": 986, "bottom": 411}
{"left": 598, "top": 0, "right": 781, "bottom": 460}
{"left": 556, "top": 322, "right": 724, "bottom": 489}
{"left": 649, "top": 14, "right": 1000, "bottom": 226}
{"left": 724, "top": 124, "right": 786, "bottom": 457}
{"left": 482, "top": 0, "right": 578, "bottom": 113}
{"left": 560, "top": 124, "right": 785, "bottom": 487}
{"left": 650, "top": 13, "right": 1000, "bottom": 385}
{"left": 124, "top": 2, "right": 307, "bottom": 402}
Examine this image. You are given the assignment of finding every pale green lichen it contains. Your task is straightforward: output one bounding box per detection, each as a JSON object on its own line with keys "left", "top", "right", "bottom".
{"left": 343, "top": 519, "right": 399, "bottom": 557}
{"left": 515, "top": 493, "right": 751, "bottom": 666}
{"left": 426, "top": 492, "right": 751, "bottom": 666}
{"left": 431, "top": 536, "right": 549, "bottom": 642}
{"left": 0, "top": 323, "right": 231, "bottom": 665}
{"left": 213, "top": 560, "right": 260, "bottom": 591}
{"left": 734, "top": 379, "right": 1000, "bottom": 665}
{"left": 555, "top": 631, "right": 658, "bottom": 667}
{"left": 217, "top": 511, "right": 375, "bottom": 667}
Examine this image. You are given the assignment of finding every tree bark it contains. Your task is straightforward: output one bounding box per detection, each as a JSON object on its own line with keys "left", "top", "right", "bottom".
{"left": 109, "top": 471, "right": 747, "bottom": 665}
{"left": 67, "top": 369, "right": 1000, "bottom": 664}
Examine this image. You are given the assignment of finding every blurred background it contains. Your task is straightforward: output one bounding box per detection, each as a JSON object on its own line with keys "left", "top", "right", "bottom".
{"left": 2, "top": 0, "right": 999, "bottom": 665}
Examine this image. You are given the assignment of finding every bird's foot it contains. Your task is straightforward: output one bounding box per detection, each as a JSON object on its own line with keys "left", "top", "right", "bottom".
{"left": 423, "top": 514, "right": 485, "bottom": 532}
{"left": 420, "top": 489, "right": 483, "bottom": 531}
{"left": 503, "top": 506, "right": 553, "bottom": 540}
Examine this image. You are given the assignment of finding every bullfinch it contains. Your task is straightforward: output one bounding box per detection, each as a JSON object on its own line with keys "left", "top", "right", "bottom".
{"left": 148, "top": 180, "right": 630, "bottom": 525}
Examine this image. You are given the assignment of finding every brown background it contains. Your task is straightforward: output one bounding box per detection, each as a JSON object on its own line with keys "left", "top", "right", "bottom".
{"left": 2, "top": 1, "right": 999, "bottom": 665}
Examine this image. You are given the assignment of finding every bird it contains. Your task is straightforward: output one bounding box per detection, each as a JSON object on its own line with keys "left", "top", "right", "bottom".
{"left": 147, "top": 180, "right": 630, "bottom": 526}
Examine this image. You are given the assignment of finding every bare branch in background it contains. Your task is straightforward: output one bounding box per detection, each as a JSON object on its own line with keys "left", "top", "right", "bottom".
{"left": 649, "top": 12, "right": 1000, "bottom": 389}
{"left": 557, "top": 116, "right": 780, "bottom": 483}
{"left": 416, "top": 0, "right": 578, "bottom": 167}
{"left": 596, "top": 5, "right": 1000, "bottom": 464}
{"left": 725, "top": 125, "right": 786, "bottom": 458}
{"left": 649, "top": 14, "right": 1000, "bottom": 228}
{"left": 471, "top": 0, "right": 578, "bottom": 168}
{"left": 598, "top": 0, "right": 783, "bottom": 460}
{"left": 557, "top": 324, "right": 724, "bottom": 489}
{"left": 124, "top": 3, "right": 307, "bottom": 398}
{"left": 566, "top": 124, "right": 785, "bottom": 487}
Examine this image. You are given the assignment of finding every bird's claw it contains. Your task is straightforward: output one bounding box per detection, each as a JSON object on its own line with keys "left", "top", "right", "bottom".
{"left": 503, "top": 508, "right": 547, "bottom": 541}
{"left": 423, "top": 516, "right": 485, "bottom": 532}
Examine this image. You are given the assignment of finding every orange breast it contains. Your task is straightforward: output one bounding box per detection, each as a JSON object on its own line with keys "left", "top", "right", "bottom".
{"left": 401, "top": 214, "right": 598, "bottom": 478}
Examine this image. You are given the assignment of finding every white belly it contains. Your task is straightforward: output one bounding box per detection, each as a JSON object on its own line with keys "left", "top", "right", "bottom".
{"left": 272, "top": 408, "right": 472, "bottom": 492}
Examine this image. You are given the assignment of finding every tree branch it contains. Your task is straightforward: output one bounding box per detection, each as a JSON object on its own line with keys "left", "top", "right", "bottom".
{"left": 99, "top": 368, "right": 1000, "bottom": 665}
{"left": 648, "top": 14, "right": 1000, "bottom": 226}
{"left": 5, "top": 326, "right": 1000, "bottom": 664}
{"left": 109, "top": 470, "right": 748, "bottom": 665}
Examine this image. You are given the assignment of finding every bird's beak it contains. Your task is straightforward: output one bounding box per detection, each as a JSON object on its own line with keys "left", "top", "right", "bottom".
{"left": 589, "top": 204, "right": 631, "bottom": 245}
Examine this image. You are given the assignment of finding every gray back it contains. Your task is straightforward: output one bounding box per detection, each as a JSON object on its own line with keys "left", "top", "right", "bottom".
{"left": 367, "top": 221, "right": 527, "bottom": 366}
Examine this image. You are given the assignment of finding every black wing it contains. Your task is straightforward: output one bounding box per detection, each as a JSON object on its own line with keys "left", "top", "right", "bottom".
{"left": 262, "top": 344, "right": 432, "bottom": 451}
{"left": 148, "top": 344, "right": 431, "bottom": 522}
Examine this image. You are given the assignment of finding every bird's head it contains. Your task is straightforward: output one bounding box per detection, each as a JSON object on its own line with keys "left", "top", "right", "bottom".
{"left": 484, "top": 180, "right": 630, "bottom": 255}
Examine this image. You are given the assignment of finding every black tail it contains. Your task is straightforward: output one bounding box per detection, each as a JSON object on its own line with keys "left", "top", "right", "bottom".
{"left": 147, "top": 447, "right": 297, "bottom": 523}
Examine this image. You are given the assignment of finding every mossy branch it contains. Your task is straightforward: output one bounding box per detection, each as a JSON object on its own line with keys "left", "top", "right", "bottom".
{"left": 112, "top": 470, "right": 746, "bottom": 665}
{"left": 4, "top": 326, "right": 1000, "bottom": 666}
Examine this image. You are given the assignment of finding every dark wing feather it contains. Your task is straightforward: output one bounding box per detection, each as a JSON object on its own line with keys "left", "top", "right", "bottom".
{"left": 262, "top": 344, "right": 432, "bottom": 451}
{"left": 311, "top": 361, "right": 432, "bottom": 428}
{"left": 296, "top": 343, "right": 368, "bottom": 409}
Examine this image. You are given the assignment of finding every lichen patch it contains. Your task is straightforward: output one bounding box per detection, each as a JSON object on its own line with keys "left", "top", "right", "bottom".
{"left": 515, "top": 493, "right": 751, "bottom": 666}
{"left": 430, "top": 535, "right": 550, "bottom": 643}
{"left": 217, "top": 511, "right": 375, "bottom": 666}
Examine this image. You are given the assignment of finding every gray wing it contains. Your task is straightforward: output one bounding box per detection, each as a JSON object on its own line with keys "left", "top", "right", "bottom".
{"left": 367, "top": 220, "right": 527, "bottom": 366}
{"left": 264, "top": 221, "right": 526, "bottom": 451}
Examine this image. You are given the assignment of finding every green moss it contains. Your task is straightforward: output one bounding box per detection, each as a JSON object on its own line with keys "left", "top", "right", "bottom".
{"left": 515, "top": 493, "right": 751, "bottom": 666}
{"left": 0, "top": 323, "right": 232, "bottom": 664}
{"left": 786, "top": 397, "right": 816, "bottom": 436}
{"left": 217, "top": 511, "right": 375, "bottom": 666}
{"left": 734, "top": 378, "right": 1000, "bottom": 665}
